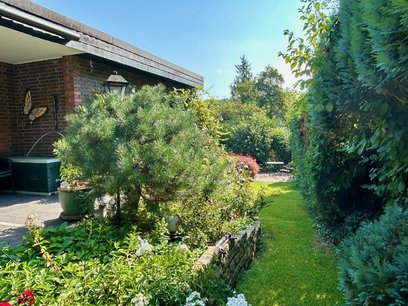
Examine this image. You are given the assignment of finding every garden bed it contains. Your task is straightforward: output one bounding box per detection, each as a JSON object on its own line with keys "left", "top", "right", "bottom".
{"left": 0, "top": 217, "right": 256, "bottom": 305}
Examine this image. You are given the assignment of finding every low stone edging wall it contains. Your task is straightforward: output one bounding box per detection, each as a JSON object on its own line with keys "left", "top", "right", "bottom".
{"left": 196, "top": 221, "right": 260, "bottom": 287}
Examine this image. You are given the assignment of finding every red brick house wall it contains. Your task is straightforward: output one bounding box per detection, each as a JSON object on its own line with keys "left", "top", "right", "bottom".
{"left": 0, "top": 62, "right": 16, "bottom": 156}
{"left": 64, "top": 54, "right": 180, "bottom": 110}
{"left": 12, "top": 59, "right": 66, "bottom": 157}
{"left": 1, "top": 54, "right": 189, "bottom": 157}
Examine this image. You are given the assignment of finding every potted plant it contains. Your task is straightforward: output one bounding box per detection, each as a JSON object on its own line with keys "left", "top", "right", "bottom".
{"left": 57, "top": 165, "right": 94, "bottom": 220}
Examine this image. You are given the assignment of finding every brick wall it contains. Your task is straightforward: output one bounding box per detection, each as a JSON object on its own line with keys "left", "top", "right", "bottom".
{"left": 0, "top": 62, "right": 15, "bottom": 156}
{"left": 64, "top": 54, "right": 186, "bottom": 110}
{"left": 1, "top": 54, "right": 190, "bottom": 157}
{"left": 12, "top": 59, "right": 66, "bottom": 157}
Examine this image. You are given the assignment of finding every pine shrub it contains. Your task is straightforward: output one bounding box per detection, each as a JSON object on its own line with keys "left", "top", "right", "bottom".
{"left": 338, "top": 205, "right": 408, "bottom": 305}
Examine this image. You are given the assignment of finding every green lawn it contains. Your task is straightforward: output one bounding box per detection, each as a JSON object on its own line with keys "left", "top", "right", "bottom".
{"left": 236, "top": 182, "right": 343, "bottom": 306}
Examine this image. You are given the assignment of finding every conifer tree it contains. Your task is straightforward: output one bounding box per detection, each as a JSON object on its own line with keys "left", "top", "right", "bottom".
{"left": 230, "top": 55, "right": 253, "bottom": 100}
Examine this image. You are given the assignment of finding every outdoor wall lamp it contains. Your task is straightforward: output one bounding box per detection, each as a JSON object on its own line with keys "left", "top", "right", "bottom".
{"left": 103, "top": 71, "right": 128, "bottom": 98}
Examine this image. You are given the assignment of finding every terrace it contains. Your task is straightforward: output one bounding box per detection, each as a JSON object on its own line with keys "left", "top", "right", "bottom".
{"left": 0, "top": 193, "right": 62, "bottom": 245}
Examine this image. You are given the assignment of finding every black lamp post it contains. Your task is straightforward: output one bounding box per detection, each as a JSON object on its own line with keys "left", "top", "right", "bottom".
{"left": 103, "top": 71, "right": 128, "bottom": 98}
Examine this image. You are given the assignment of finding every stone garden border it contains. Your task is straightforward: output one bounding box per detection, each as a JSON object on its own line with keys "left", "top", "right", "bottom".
{"left": 196, "top": 221, "right": 260, "bottom": 287}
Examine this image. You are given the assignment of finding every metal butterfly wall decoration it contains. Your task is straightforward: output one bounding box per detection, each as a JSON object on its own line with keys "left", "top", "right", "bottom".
{"left": 22, "top": 89, "right": 48, "bottom": 124}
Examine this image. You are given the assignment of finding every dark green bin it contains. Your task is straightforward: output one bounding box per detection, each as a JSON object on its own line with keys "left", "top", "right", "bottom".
{"left": 10, "top": 157, "right": 60, "bottom": 195}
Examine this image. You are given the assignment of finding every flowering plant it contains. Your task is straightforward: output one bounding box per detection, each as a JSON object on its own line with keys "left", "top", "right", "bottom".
{"left": 25, "top": 215, "right": 60, "bottom": 273}
{"left": 184, "top": 291, "right": 207, "bottom": 306}
{"left": 130, "top": 293, "right": 150, "bottom": 306}
{"left": 18, "top": 290, "right": 35, "bottom": 306}
{"left": 1, "top": 289, "right": 35, "bottom": 306}
{"left": 135, "top": 237, "right": 153, "bottom": 257}
{"left": 226, "top": 293, "right": 250, "bottom": 306}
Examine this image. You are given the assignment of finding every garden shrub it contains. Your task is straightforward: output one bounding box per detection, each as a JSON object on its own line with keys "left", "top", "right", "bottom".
{"left": 230, "top": 154, "right": 260, "bottom": 179}
{"left": 170, "top": 169, "right": 258, "bottom": 247}
{"left": 269, "top": 127, "right": 291, "bottom": 163}
{"left": 54, "top": 84, "right": 232, "bottom": 224}
{"left": 223, "top": 109, "right": 276, "bottom": 165}
{"left": 176, "top": 89, "right": 225, "bottom": 141}
{"left": 338, "top": 205, "right": 408, "bottom": 305}
{"left": 210, "top": 100, "right": 291, "bottom": 165}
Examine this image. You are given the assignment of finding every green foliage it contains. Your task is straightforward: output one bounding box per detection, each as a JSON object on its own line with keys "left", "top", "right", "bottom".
{"left": 222, "top": 57, "right": 293, "bottom": 165}
{"left": 170, "top": 165, "right": 258, "bottom": 248}
{"left": 176, "top": 88, "right": 225, "bottom": 141}
{"left": 255, "top": 65, "right": 287, "bottom": 122}
{"left": 290, "top": 113, "right": 382, "bottom": 244}
{"left": 54, "top": 85, "right": 230, "bottom": 222}
{"left": 232, "top": 80, "right": 260, "bottom": 104}
{"left": 0, "top": 221, "right": 233, "bottom": 305}
{"left": 224, "top": 109, "right": 276, "bottom": 165}
{"left": 269, "top": 127, "right": 291, "bottom": 163}
{"left": 334, "top": 0, "right": 408, "bottom": 202}
{"left": 210, "top": 100, "right": 291, "bottom": 165}
{"left": 212, "top": 99, "right": 263, "bottom": 124}
{"left": 279, "top": 0, "right": 333, "bottom": 89}
{"left": 286, "top": 0, "right": 408, "bottom": 246}
{"left": 230, "top": 57, "right": 289, "bottom": 123}
{"left": 338, "top": 205, "right": 408, "bottom": 305}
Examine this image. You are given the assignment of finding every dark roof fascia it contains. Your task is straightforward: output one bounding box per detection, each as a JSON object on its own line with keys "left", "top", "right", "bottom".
{"left": 0, "top": 15, "right": 68, "bottom": 44}
{"left": 0, "top": 0, "right": 203, "bottom": 87}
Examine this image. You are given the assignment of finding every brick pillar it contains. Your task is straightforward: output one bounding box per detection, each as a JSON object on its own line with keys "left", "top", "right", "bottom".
{"left": 0, "top": 62, "right": 15, "bottom": 155}
{"left": 63, "top": 55, "right": 81, "bottom": 113}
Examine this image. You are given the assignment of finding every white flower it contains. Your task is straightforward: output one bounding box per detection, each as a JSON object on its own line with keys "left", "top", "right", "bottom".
{"left": 135, "top": 237, "right": 153, "bottom": 257}
{"left": 25, "top": 214, "right": 45, "bottom": 231}
{"left": 131, "top": 293, "right": 150, "bottom": 306}
{"left": 177, "top": 243, "right": 189, "bottom": 251}
{"left": 185, "top": 291, "right": 207, "bottom": 306}
{"left": 226, "top": 294, "right": 250, "bottom": 306}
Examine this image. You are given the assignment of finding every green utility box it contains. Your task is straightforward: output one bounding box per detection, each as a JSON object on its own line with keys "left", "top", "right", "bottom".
{"left": 10, "top": 157, "right": 60, "bottom": 195}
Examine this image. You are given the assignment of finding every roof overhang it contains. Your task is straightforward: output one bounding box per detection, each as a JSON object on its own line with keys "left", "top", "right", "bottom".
{"left": 0, "top": 18, "right": 83, "bottom": 64}
{"left": 0, "top": 0, "right": 203, "bottom": 87}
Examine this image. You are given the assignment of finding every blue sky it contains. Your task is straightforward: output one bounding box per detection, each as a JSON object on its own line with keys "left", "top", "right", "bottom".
{"left": 33, "top": 0, "right": 304, "bottom": 98}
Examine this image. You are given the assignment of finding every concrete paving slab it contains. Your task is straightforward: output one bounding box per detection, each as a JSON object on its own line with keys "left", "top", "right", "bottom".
{"left": 0, "top": 193, "right": 64, "bottom": 245}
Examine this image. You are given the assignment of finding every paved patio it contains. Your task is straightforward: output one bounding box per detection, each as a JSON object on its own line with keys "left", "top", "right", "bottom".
{"left": 0, "top": 193, "right": 64, "bottom": 245}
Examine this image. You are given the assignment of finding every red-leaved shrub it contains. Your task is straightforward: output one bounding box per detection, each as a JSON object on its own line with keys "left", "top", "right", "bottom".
{"left": 230, "top": 154, "right": 260, "bottom": 178}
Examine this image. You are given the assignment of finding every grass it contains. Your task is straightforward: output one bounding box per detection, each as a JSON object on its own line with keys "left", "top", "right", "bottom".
{"left": 236, "top": 182, "right": 343, "bottom": 306}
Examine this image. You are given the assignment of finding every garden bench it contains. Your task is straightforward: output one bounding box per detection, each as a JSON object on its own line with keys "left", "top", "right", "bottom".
{"left": 0, "top": 158, "right": 15, "bottom": 194}
{"left": 278, "top": 163, "right": 293, "bottom": 175}
{"left": 265, "top": 161, "right": 284, "bottom": 174}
